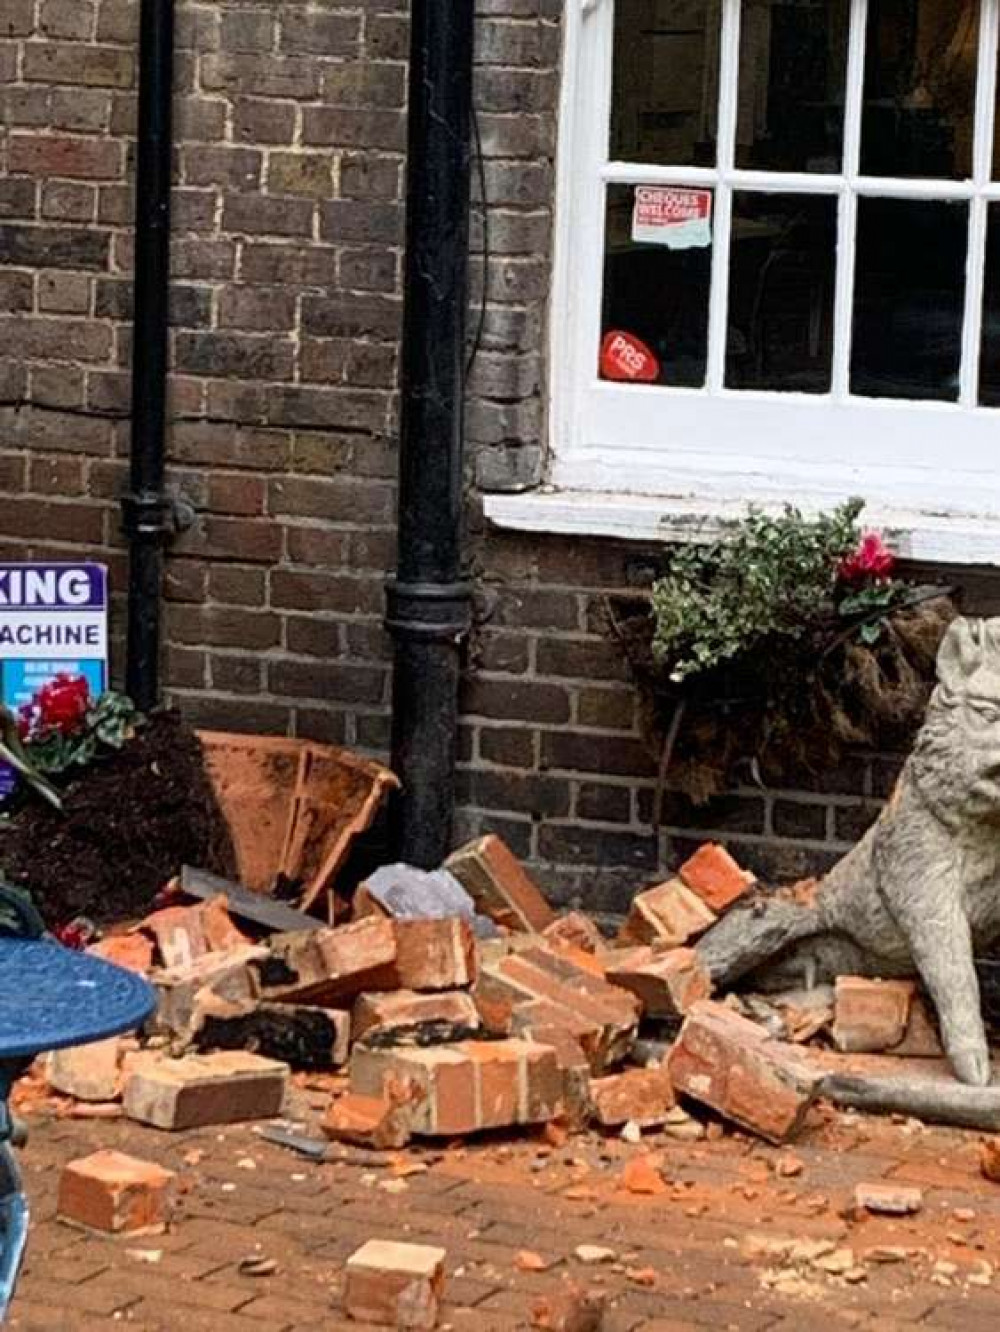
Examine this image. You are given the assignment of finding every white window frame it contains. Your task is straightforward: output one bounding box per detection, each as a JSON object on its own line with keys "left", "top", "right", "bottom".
{"left": 488, "top": 0, "right": 1000, "bottom": 558}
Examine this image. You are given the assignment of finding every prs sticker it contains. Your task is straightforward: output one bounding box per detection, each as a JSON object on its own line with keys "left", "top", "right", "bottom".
{"left": 632, "top": 186, "right": 712, "bottom": 250}
{"left": 600, "top": 331, "right": 659, "bottom": 382}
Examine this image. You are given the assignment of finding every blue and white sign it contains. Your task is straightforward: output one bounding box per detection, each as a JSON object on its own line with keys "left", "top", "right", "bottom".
{"left": 0, "top": 562, "right": 109, "bottom": 794}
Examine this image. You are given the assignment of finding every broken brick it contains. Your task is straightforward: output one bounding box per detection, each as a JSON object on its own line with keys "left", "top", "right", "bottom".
{"left": 344, "top": 1239, "right": 446, "bottom": 1330}
{"left": 394, "top": 917, "right": 477, "bottom": 991}
{"left": 151, "top": 945, "right": 268, "bottom": 1038}
{"left": 531, "top": 1280, "right": 606, "bottom": 1331}
{"left": 122, "top": 1051, "right": 288, "bottom": 1131}
{"left": 832, "top": 977, "right": 915, "bottom": 1054}
{"left": 668, "top": 1000, "right": 822, "bottom": 1144}
{"left": 617, "top": 878, "right": 717, "bottom": 948}
{"left": 352, "top": 990, "right": 480, "bottom": 1042}
{"left": 57, "top": 1150, "right": 175, "bottom": 1235}
{"left": 87, "top": 934, "right": 154, "bottom": 974}
{"left": 543, "top": 912, "right": 606, "bottom": 955}
{"left": 891, "top": 994, "right": 943, "bottom": 1059}
{"left": 605, "top": 947, "right": 711, "bottom": 1019}
{"left": 620, "top": 1153, "right": 667, "bottom": 1195}
{"left": 589, "top": 1066, "right": 676, "bottom": 1129}
{"left": 678, "top": 844, "right": 755, "bottom": 913}
{"left": 763, "top": 986, "right": 835, "bottom": 1043}
{"left": 479, "top": 943, "right": 639, "bottom": 1073}
{"left": 981, "top": 1137, "right": 1000, "bottom": 1183}
{"left": 47, "top": 1037, "right": 122, "bottom": 1103}
{"left": 445, "top": 834, "right": 556, "bottom": 932}
{"left": 258, "top": 916, "right": 398, "bottom": 1005}
{"left": 323, "top": 1088, "right": 413, "bottom": 1150}
{"left": 140, "top": 895, "right": 249, "bottom": 970}
{"left": 350, "top": 1038, "right": 562, "bottom": 1136}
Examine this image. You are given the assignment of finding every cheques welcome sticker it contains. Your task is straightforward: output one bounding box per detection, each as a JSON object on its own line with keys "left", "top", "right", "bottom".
{"left": 632, "top": 185, "right": 712, "bottom": 250}
{"left": 0, "top": 562, "right": 109, "bottom": 794}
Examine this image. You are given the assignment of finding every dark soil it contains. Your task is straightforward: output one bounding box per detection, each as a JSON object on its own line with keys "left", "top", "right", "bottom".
{"left": 0, "top": 710, "right": 236, "bottom": 929}
{"left": 604, "top": 590, "right": 956, "bottom": 803}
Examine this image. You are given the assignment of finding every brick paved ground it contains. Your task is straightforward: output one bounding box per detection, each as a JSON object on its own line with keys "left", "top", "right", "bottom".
{"left": 8, "top": 1079, "right": 1000, "bottom": 1331}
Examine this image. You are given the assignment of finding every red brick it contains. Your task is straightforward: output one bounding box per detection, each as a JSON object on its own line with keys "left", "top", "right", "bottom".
{"left": 260, "top": 917, "right": 399, "bottom": 1005}
{"left": 122, "top": 1051, "right": 288, "bottom": 1131}
{"left": 47, "top": 1037, "right": 122, "bottom": 1103}
{"left": 151, "top": 945, "right": 267, "bottom": 1037}
{"left": 668, "top": 1000, "right": 822, "bottom": 1143}
{"left": 678, "top": 844, "right": 756, "bottom": 913}
{"left": 892, "top": 994, "right": 943, "bottom": 1058}
{"left": 349, "top": 1038, "right": 561, "bottom": 1137}
{"left": 618, "top": 878, "right": 717, "bottom": 947}
{"left": 605, "top": 946, "right": 711, "bottom": 1019}
{"left": 140, "top": 895, "right": 248, "bottom": 969}
{"left": 8, "top": 133, "right": 122, "bottom": 179}
{"left": 322, "top": 1090, "right": 412, "bottom": 1151}
{"left": 542, "top": 912, "right": 606, "bottom": 955}
{"left": 343, "top": 1239, "right": 446, "bottom": 1331}
{"left": 58, "top": 1151, "right": 175, "bottom": 1235}
{"left": 589, "top": 1067, "right": 676, "bottom": 1129}
{"left": 483, "top": 943, "right": 640, "bottom": 1072}
{"left": 468, "top": 1041, "right": 522, "bottom": 1129}
{"left": 981, "top": 1137, "right": 1000, "bottom": 1182}
{"left": 352, "top": 990, "right": 480, "bottom": 1041}
{"left": 87, "top": 934, "right": 153, "bottom": 973}
{"left": 394, "top": 918, "right": 477, "bottom": 992}
{"left": 445, "top": 834, "right": 556, "bottom": 932}
{"left": 832, "top": 976, "right": 916, "bottom": 1053}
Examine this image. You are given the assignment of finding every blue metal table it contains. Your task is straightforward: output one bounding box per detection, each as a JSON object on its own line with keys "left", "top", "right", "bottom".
{"left": 0, "top": 891, "right": 155, "bottom": 1321}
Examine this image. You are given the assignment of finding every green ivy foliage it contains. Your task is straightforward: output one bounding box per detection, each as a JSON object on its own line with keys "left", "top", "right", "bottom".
{"left": 651, "top": 499, "right": 867, "bottom": 683}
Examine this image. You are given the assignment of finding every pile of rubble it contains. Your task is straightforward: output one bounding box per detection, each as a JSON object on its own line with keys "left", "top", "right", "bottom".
{"left": 46, "top": 835, "right": 996, "bottom": 1146}
{"left": 35, "top": 833, "right": 1000, "bottom": 1326}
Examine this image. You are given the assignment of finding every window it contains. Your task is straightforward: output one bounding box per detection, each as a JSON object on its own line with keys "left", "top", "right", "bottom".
{"left": 543, "top": 0, "right": 1000, "bottom": 532}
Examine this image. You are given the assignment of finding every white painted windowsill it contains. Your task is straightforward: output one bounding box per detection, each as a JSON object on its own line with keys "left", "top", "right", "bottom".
{"left": 483, "top": 488, "right": 1000, "bottom": 567}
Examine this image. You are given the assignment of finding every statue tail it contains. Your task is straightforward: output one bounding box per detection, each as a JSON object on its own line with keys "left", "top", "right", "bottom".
{"left": 695, "top": 897, "right": 824, "bottom": 990}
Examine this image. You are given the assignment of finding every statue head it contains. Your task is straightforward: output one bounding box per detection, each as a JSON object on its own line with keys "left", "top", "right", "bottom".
{"left": 913, "top": 617, "right": 1000, "bottom": 824}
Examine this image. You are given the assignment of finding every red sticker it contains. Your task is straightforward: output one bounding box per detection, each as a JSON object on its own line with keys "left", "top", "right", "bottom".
{"left": 600, "top": 331, "right": 659, "bottom": 383}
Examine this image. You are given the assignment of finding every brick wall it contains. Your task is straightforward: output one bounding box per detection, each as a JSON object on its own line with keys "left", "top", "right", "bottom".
{"left": 0, "top": 0, "right": 989, "bottom": 915}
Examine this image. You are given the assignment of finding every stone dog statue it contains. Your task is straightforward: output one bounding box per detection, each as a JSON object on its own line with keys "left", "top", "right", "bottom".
{"left": 696, "top": 616, "right": 1000, "bottom": 1086}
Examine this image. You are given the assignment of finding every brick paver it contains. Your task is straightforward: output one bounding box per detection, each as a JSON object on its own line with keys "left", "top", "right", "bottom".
{"left": 7, "top": 1094, "right": 1000, "bottom": 1330}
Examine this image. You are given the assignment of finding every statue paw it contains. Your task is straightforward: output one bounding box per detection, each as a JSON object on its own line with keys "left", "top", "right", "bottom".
{"left": 950, "top": 1042, "right": 993, "bottom": 1087}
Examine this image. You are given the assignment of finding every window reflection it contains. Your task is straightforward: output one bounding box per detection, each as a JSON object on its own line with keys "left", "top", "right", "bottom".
{"left": 726, "top": 193, "right": 837, "bottom": 392}
{"left": 735, "top": 0, "right": 850, "bottom": 172}
{"left": 978, "top": 204, "right": 1000, "bottom": 405}
{"left": 861, "top": 0, "right": 979, "bottom": 179}
{"left": 852, "top": 197, "right": 968, "bottom": 401}
{"left": 610, "top": 0, "right": 722, "bottom": 167}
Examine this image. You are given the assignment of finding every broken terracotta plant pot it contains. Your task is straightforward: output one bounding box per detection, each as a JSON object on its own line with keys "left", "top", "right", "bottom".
{"left": 197, "top": 731, "right": 399, "bottom": 913}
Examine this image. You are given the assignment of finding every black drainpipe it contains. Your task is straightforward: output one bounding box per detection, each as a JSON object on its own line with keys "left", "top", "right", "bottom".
{"left": 121, "top": 0, "right": 176, "bottom": 711}
{"left": 386, "top": 0, "right": 476, "bottom": 868}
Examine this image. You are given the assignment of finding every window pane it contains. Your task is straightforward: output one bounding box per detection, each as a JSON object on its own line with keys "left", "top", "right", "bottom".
{"left": 600, "top": 184, "right": 713, "bottom": 388}
{"left": 725, "top": 193, "right": 837, "bottom": 392}
{"left": 610, "top": 0, "right": 722, "bottom": 167}
{"left": 851, "top": 197, "right": 968, "bottom": 402}
{"left": 735, "top": 0, "right": 850, "bottom": 172}
{"left": 861, "top": 0, "right": 979, "bottom": 180}
{"left": 979, "top": 204, "right": 1000, "bottom": 405}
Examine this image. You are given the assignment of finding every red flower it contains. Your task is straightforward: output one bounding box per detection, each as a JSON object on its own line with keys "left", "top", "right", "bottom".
{"left": 839, "top": 532, "right": 896, "bottom": 583}
{"left": 54, "top": 917, "right": 96, "bottom": 950}
{"left": 34, "top": 673, "right": 90, "bottom": 736}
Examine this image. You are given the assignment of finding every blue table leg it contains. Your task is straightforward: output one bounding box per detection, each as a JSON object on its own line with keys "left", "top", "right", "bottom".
{"left": 0, "top": 1064, "right": 32, "bottom": 1323}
